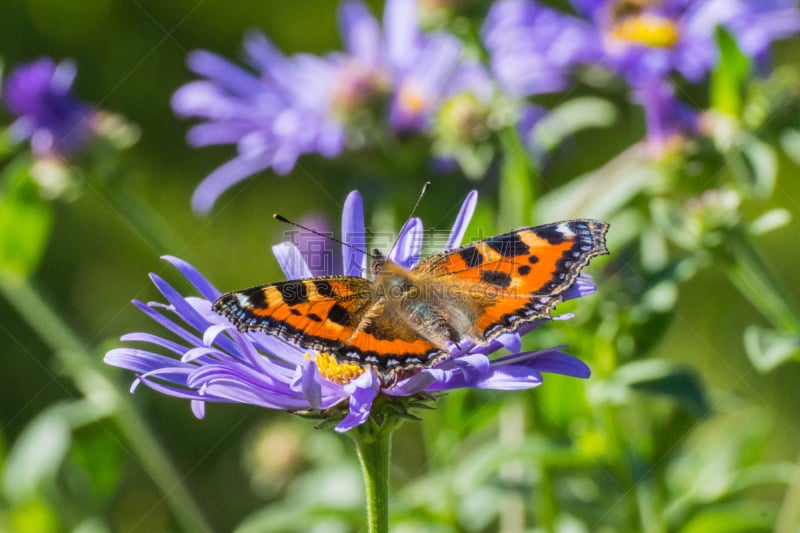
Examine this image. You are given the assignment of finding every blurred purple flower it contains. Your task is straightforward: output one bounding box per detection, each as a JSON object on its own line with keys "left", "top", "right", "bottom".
{"left": 105, "top": 190, "right": 593, "bottom": 432}
{"left": 482, "top": 0, "right": 601, "bottom": 97}
{"left": 571, "top": 0, "right": 800, "bottom": 84}
{"left": 484, "top": 0, "right": 800, "bottom": 149}
{"left": 174, "top": 0, "right": 478, "bottom": 214}
{"left": 3, "top": 57, "right": 97, "bottom": 157}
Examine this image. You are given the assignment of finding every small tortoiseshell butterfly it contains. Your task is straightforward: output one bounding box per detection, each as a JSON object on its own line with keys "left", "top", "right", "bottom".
{"left": 213, "top": 220, "right": 608, "bottom": 379}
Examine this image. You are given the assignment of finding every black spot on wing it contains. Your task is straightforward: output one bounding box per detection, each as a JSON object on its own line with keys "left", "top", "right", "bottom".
{"left": 289, "top": 309, "right": 301, "bottom": 316}
{"left": 307, "top": 313, "right": 323, "bottom": 322}
{"left": 328, "top": 303, "right": 351, "bottom": 326}
{"left": 487, "top": 232, "right": 530, "bottom": 257}
{"left": 518, "top": 265, "right": 531, "bottom": 275}
{"left": 314, "top": 280, "right": 336, "bottom": 298}
{"left": 459, "top": 247, "right": 484, "bottom": 267}
{"left": 534, "top": 228, "right": 565, "bottom": 244}
{"left": 246, "top": 289, "right": 268, "bottom": 309}
{"left": 480, "top": 270, "right": 512, "bottom": 288}
{"left": 280, "top": 281, "right": 308, "bottom": 306}
{"left": 528, "top": 255, "right": 539, "bottom": 264}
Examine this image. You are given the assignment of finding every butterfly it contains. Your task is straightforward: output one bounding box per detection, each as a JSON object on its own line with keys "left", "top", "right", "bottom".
{"left": 213, "top": 220, "right": 609, "bottom": 379}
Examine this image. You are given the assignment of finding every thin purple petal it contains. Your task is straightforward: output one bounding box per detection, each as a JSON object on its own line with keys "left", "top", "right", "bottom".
{"left": 342, "top": 190, "right": 367, "bottom": 276}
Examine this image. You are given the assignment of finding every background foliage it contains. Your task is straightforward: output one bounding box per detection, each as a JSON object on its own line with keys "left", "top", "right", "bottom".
{"left": 2, "top": 0, "right": 800, "bottom": 531}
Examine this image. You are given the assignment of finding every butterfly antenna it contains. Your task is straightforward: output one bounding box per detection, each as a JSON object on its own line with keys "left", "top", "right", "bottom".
{"left": 272, "top": 213, "right": 378, "bottom": 259}
{"left": 385, "top": 181, "right": 430, "bottom": 258}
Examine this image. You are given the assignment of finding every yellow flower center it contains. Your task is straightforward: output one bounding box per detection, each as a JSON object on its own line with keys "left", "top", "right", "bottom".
{"left": 311, "top": 352, "right": 365, "bottom": 384}
{"left": 611, "top": 13, "right": 679, "bottom": 48}
{"left": 398, "top": 81, "right": 428, "bottom": 116}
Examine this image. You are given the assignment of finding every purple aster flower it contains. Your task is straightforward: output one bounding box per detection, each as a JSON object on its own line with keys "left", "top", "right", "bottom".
{"left": 3, "top": 57, "right": 97, "bottom": 157}
{"left": 105, "top": 190, "right": 594, "bottom": 432}
{"left": 172, "top": 39, "right": 347, "bottom": 213}
{"left": 482, "top": 0, "right": 602, "bottom": 97}
{"left": 174, "top": 0, "right": 480, "bottom": 214}
{"left": 484, "top": 0, "right": 800, "bottom": 150}
{"left": 570, "top": 0, "right": 800, "bottom": 84}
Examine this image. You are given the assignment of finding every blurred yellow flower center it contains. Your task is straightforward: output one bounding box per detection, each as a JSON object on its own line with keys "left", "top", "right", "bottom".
{"left": 312, "top": 352, "right": 364, "bottom": 384}
{"left": 398, "top": 81, "right": 428, "bottom": 116}
{"left": 611, "top": 14, "right": 679, "bottom": 48}
{"left": 331, "top": 63, "right": 391, "bottom": 117}
{"left": 437, "top": 93, "right": 489, "bottom": 143}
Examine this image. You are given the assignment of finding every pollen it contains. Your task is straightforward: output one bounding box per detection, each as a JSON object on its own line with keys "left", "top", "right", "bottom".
{"left": 611, "top": 14, "right": 679, "bottom": 48}
{"left": 312, "top": 352, "right": 365, "bottom": 384}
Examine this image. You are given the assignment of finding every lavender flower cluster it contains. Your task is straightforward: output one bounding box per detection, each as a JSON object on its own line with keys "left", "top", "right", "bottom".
{"left": 5, "top": 1, "right": 797, "bottom": 211}
{"left": 169, "top": 0, "right": 799, "bottom": 212}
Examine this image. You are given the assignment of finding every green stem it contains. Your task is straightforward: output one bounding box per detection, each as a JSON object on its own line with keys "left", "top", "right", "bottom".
{"left": 350, "top": 420, "right": 395, "bottom": 533}
{"left": 722, "top": 229, "right": 800, "bottom": 334}
{"left": 603, "top": 405, "right": 645, "bottom": 531}
{"left": 498, "top": 128, "right": 536, "bottom": 229}
{"left": 0, "top": 273, "right": 214, "bottom": 533}
{"left": 776, "top": 448, "right": 800, "bottom": 532}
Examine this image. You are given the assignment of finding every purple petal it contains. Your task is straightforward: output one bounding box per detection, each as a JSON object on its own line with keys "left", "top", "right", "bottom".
{"left": 563, "top": 276, "right": 596, "bottom": 301}
{"left": 339, "top": 1, "right": 381, "bottom": 63}
{"left": 293, "top": 358, "right": 323, "bottom": 409}
{"left": 336, "top": 370, "right": 380, "bottom": 432}
{"left": 386, "top": 371, "right": 437, "bottom": 395}
{"left": 191, "top": 400, "right": 206, "bottom": 419}
{"left": 272, "top": 241, "right": 313, "bottom": 280}
{"left": 389, "top": 217, "right": 422, "bottom": 268}
{"left": 455, "top": 353, "right": 491, "bottom": 382}
{"left": 162, "top": 255, "right": 222, "bottom": 301}
{"left": 342, "top": 190, "right": 367, "bottom": 277}
{"left": 445, "top": 190, "right": 478, "bottom": 250}
{"left": 104, "top": 348, "right": 194, "bottom": 385}
{"left": 384, "top": 0, "right": 420, "bottom": 70}
{"left": 495, "top": 333, "right": 522, "bottom": 353}
{"left": 186, "top": 50, "right": 262, "bottom": 96}
{"left": 191, "top": 155, "right": 273, "bottom": 214}
{"left": 120, "top": 332, "right": 189, "bottom": 357}
{"left": 471, "top": 365, "right": 544, "bottom": 390}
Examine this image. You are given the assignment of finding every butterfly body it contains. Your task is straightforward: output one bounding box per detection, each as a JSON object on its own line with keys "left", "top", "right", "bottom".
{"left": 214, "top": 220, "right": 609, "bottom": 379}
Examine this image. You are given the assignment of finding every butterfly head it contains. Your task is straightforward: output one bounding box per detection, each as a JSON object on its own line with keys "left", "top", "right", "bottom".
{"left": 370, "top": 248, "right": 387, "bottom": 277}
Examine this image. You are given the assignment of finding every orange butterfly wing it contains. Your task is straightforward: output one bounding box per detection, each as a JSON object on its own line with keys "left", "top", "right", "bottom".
{"left": 213, "top": 277, "right": 374, "bottom": 352}
{"left": 414, "top": 219, "right": 609, "bottom": 342}
{"left": 337, "top": 302, "right": 447, "bottom": 372}
{"left": 213, "top": 277, "right": 446, "bottom": 374}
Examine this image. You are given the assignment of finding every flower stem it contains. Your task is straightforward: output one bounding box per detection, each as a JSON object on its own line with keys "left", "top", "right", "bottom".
{"left": 498, "top": 127, "right": 536, "bottom": 229}
{"left": 350, "top": 420, "right": 395, "bottom": 533}
{"left": 722, "top": 229, "right": 800, "bottom": 334}
{"left": 0, "top": 272, "right": 214, "bottom": 533}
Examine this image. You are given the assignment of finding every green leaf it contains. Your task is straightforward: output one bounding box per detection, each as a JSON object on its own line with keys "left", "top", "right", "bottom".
{"left": 9, "top": 498, "right": 60, "bottom": 533}
{"left": 744, "top": 325, "right": 800, "bottom": 372}
{"left": 2, "top": 406, "right": 72, "bottom": 503}
{"left": 726, "top": 135, "right": 777, "bottom": 198}
{"left": 0, "top": 127, "right": 20, "bottom": 160}
{"left": 611, "top": 360, "right": 710, "bottom": 417}
{"left": 711, "top": 26, "right": 752, "bottom": 117}
{"left": 779, "top": 128, "right": 800, "bottom": 166}
{"left": 682, "top": 503, "right": 776, "bottom": 533}
{"left": 536, "top": 152, "right": 660, "bottom": 222}
{"left": 0, "top": 157, "right": 53, "bottom": 276}
{"left": 531, "top": 96, "right": 616, "bottom": 152}
{"left": 748, "top": 208, "right": 791, "bottom": 236}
